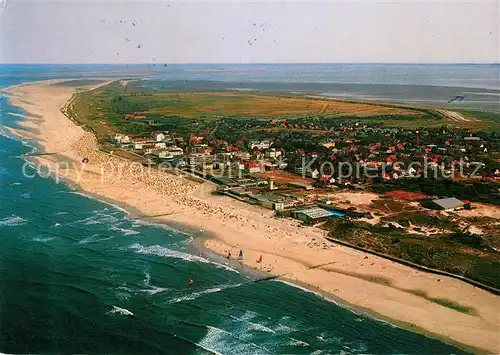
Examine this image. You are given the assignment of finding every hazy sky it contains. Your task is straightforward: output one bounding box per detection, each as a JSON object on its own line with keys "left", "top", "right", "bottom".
{"left": 2, "top": 0, "right": 499, "bottom": 63}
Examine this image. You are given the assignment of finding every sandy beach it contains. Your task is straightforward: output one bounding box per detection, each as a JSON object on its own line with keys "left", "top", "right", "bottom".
{"left": 4, "top": 80, "right": 499, "bottom": 353}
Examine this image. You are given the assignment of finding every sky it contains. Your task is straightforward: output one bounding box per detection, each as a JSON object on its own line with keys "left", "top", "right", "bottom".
{"left": 1, "top": 0, "right": 499, "bottom": 64}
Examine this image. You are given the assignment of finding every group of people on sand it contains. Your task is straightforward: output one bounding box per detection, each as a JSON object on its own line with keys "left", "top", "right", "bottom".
{"left": 227, "top": 249, "right": 263, "bottom": 263}
{"left": 226, "top": 249, "right": 244, "bottom": 260}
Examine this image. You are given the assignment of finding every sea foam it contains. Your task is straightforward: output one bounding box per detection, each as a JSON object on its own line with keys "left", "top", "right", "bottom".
{"left": 0, "top": 215, "right": 27, "bottom": 227}
{"left": 170, "top": 286, "right": 225, "bottom": 303}
{"left": 78, "top": 234, "right": 114, "bottom": 245}
{"left": 129, "top": 243, "right": 239, "bottom": 273}
{"left": 109, "top": 225, "right": 140, "bottom": 236}
{"left": 107, "top": 306, "right": 134, "bottom": 316}
{"left": 32, "top": 236, "right": 55, "bottom": 242}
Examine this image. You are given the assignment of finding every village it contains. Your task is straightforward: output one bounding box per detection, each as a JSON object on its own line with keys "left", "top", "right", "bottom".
{"left": 61, "top": 76, "right": 500, "bottom": 295}
{"left": 109, "top": 120, "right": 500, "bottom": 228}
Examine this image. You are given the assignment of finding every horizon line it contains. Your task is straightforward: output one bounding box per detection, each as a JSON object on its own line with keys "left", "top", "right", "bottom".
{"left": 1, "top": 61, "right": 499, "bottom": 66}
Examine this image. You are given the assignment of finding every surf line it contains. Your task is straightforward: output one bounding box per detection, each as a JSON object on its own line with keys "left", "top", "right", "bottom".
{"left": 188, "top": 259, "right": 338, "bottom": 294}
{"left": 248, "top": 260, "right": 337, "bottom": 284}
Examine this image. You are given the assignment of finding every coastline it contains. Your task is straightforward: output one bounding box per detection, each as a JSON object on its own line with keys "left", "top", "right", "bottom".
{"left": 3, "top": 79, "right": 499, "bottom": 354}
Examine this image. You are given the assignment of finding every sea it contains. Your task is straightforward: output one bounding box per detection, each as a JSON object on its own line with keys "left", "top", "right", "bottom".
{"left": 1, "top": 63, "right": 493, "bottom": 354}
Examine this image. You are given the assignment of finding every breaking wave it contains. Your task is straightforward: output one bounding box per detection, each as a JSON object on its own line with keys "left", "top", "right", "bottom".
{"left": 107, "top": 306, "right": 134, "bottom": 317}
{"left": 32, "top": 236, "right": 55, "bottom": 242}
{"left": 0, "top": 215, "right": 27, "bottom": 227}
{"left": 169, "top": 285, "right": 230, "bottom": 304}
{"left": 193, "top": 324, "right": 268, "bottom": 355}
{"left": 230, "top": 313, "right": 276, "bottom": 334}
{"left": 286, "top": 337, "right": 310, "bottom": 347}
{"left": 78, "top": 234, "right": 115, "bottom": 245}
{"left": 73, "top": 213, "right": 120, "bottom": 226}
{"left": 141, "top": 271, "right": 169, "bottom": 295}
{"left": 109, "top": 225, "right": 140, "bottom": 236}
{"left": 129, "top": 243, "right": 239, "bottom": 273}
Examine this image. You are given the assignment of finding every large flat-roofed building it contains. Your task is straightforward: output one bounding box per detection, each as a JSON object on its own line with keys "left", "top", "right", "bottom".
{"left": 187, "top": 153, "right": 214, "bottom": 167}
{"left": 425, "top": 197, "right": 465, "bottom": 211}
{"left": 288, "top": 182, "right": 315, "bottom": 190}
{"left": 211, "top": 175, "right": 239, "bottom": 187}
{"left": 292, "top": 207, "right": 337, "bottom": 224}
{"left": 463, "top": 136, "right": 481, "bottom": 142}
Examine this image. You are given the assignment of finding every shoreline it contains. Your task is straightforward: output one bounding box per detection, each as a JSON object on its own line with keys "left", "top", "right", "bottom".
{"left": 3, "top": 79, "right": 499, "bottom": 354}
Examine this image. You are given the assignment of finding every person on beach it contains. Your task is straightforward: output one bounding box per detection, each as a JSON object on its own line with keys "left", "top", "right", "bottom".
{"left": 227, "top": 251, "right": 231, "bottom": 259}
{"left": 257, "top": 255, "right": 262, "bottom": 263}
{"left": 238, "top": 250, "right": 243, "bottom": 260}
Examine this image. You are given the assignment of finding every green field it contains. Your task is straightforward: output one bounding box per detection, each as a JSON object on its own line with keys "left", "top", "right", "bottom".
{"left": 66, "top": 80, "right": 500, "bottom": 141}
{"left": 117, "top": 91, "right": 423, "bottom": 118}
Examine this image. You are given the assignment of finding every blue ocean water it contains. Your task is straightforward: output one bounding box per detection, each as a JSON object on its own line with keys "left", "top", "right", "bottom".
{"left": 0, "top": 65, "right": 476, "bottom": 354}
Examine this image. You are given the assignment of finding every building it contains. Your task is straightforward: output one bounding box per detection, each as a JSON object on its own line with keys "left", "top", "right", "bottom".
{"left": 248, "top": 193, "right": 295, "bottom": 210}
{"left": 112, "top": 134, "right": 131, "bottom": 144}
{"left": 154, "top": 149, "right": 173, "bottom": 159}
{"left": 152, "top": 132, "right": 166, "bottom": 142}
{"left": 191, "top": 144, "right": 212, "bottom": 155}
{"left": 153, "top": 142, "right": 167, "bottom": 149}
{"left": 288, "top": 182, "right": 314, "bottom": 190}
{"left": 141, "top": 145, "right": 156, "bottom": 155}
{"left": 265, "top": 148, "right": 282, "bottom": 159}
{"left": 215, "top": 152, "right": 234, "bottom": 163}
{"left": 154, "top": 147, "right": 184, "bottom": 160}
{"left": 187, "top": 153, "right": 214, "bottom": 168}
{"left": 268, "top": 177, "right": 276, "bottom": 190}
{"left": 273, "top": 200, "right": 296, "bottom": 211}
{"left": 133, "top": 138, "right": 154, "bottom": 150}
{"left": 211, "top": 175, "right": 239, "bottom": 187}
{"left": 463, "top": 136, "right": 481, "bottom": 142}
{"left": 234, "top": 151, "right": 251, "bottom": 161}
{"left": 424, "top": 197, "right": 465, "bottom": 211}
{"left": 169, "top": 147, "right": 183, "bottom": 156}
{"left": 249, "top": 194, "right": 274, "bottom": 209}
{"left": 292, "top": 207, "right": 337, "bottom": 224}
{"left": 243, "top": 161, "right": 264, "bottom": 174}
{"left": 249, "top": 140, "right": 273, "bottom": 150}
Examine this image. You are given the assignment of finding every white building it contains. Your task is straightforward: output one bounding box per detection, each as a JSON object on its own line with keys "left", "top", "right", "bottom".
{"left": 265, "top": 148, "right": 282, "bottom": 159}
{"left": 464, "top": 136, "right": 481, "bottom": 142}
{"left": 216, "top": 152, "right": 234, "bottom": 162}
{"left": 167, "top": 147, "right": 184, "bottom": 156}
{"left": 247, "top": 166, "right": 263, "bottom": 173}
{"left": 187, "top": 153, "right": 214, "bottom": 167}
{"left": 249, "top": 140, "right": 273, "bottom": 150}
{"left": 154, "top": 150, "right": 172, "bottom": 159}
{"left": 113, "top": 134, "right": 131, "bottom": 144}
{"left": 234, "top": 151, "right": 251, "bottom": 160}
{"left": 153, "top": 132, "right": 166, "bottom": 142}
{"left": 133, "top": 138, "right": 154, "bottom": 150}
{"left": 154, "top": 148, "right": 183, "bottom": 159}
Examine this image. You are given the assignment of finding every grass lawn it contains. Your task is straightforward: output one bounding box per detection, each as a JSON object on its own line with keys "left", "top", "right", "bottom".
{"left": 130, "top": 92, "right": 423, "bottom": 118}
